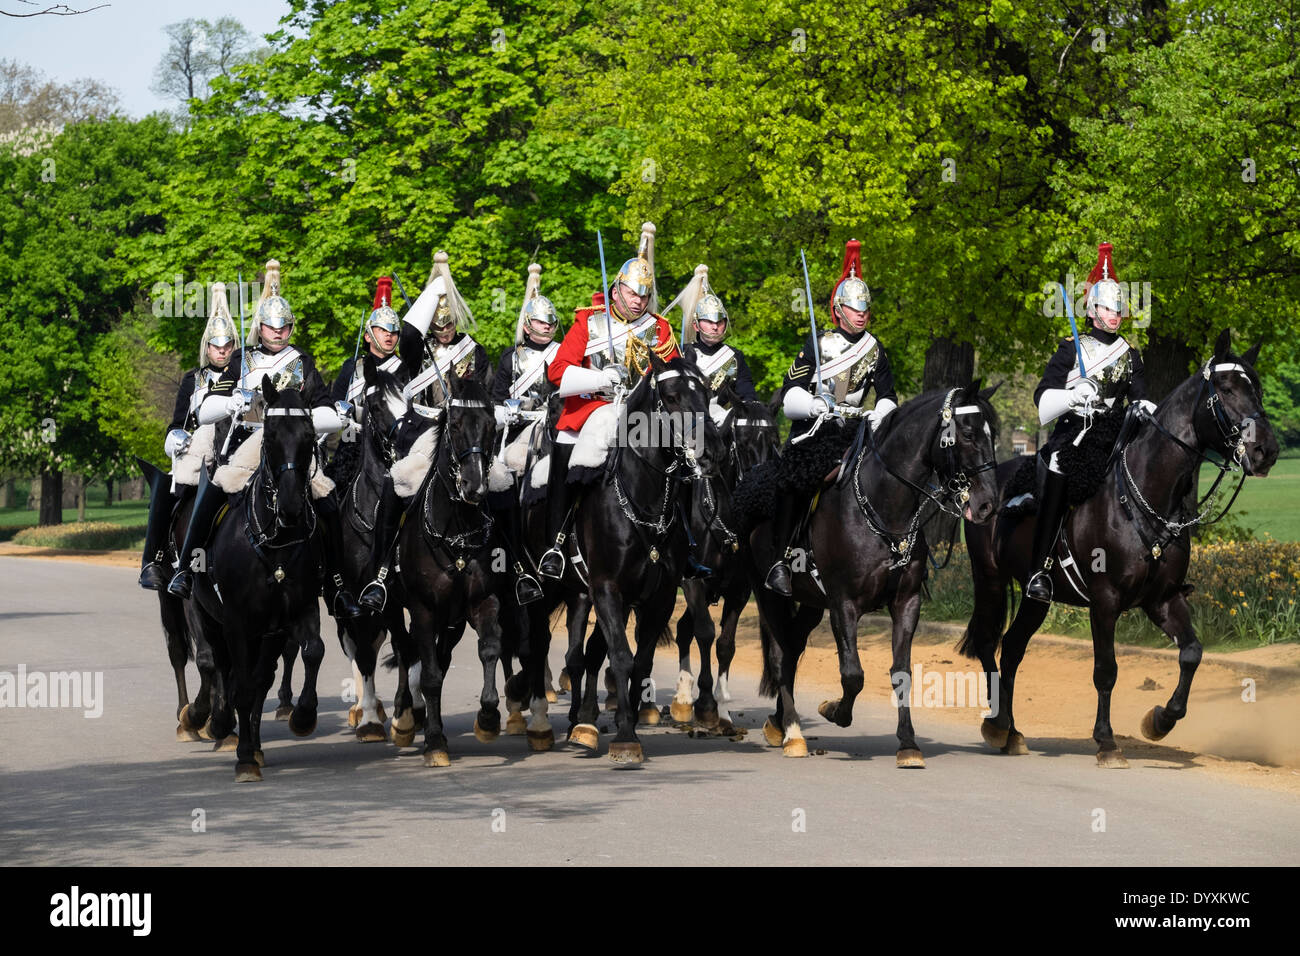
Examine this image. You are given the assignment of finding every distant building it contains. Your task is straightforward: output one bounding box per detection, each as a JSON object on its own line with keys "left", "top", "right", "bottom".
{"left": 1011, "top": 428, "right": 1038, "bottom": 457}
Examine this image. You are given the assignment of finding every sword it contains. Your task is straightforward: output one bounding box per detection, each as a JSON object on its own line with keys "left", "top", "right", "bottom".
{"left": 596, "top": 230, "right": 618, "bottom": 371}
{"left": 800, "top": 249, "right": 830, "bottom": 403}
{"left": 1058, "top": 282, "right": 1089, "bottom": 379}
{"left": 393, "top": 269, "right": 449, "bottom": 406}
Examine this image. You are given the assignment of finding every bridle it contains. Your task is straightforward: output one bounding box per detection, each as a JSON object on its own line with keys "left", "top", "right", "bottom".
{"left": 421, "top": 396, "right": 494, "bottom": 573}
{"left": 247, "top": 406, "right": 317, "bottom": 572}
{"left": 851, "top": 389, "right": 997, "bottom": 569}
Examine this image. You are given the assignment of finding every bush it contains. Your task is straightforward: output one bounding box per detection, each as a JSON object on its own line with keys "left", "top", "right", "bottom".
{"left": 925, "top": 539, "right": 1300, "bottom": 647}
{"left": 12, "top": 522, "right": 144, "bottom": 551}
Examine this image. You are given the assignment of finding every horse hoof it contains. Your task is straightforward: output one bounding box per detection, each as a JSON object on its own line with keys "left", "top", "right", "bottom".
{"left": 604, "top": 695, "right": 618, "bottom": 712}
{"left": 1097, "top": 749, "right": 1130, "bottom": 769}
{"left": 178, "top": 704, "right": 200, "bottom": 734}
{"left": 559, "top": 671, "right": 572, "bottom": 693}
{"left": 817, "top": 699, "right": 838, "bottom": 721}
{"left": 253, "top": 749, "right": 265, "bottom": 767}
{"left": 694, "top": 708, "right": 720, "bottom": 731}
{"left": 718, "top": 718, "right": 736, "bottom": 736}
{"left": 670, "top": 699, "right": 694, "bottom": 724}
{"left": 527, "top": 729, "right": 555, "bottom": 752}
{"left": 176, "top": 723, "right": 202, "bottom": 743}
{"left": 474, "top": 719, "right": 499, "bottom": 743}
{"left": 638, "top": 706, "right": 661, "bottom": 726}
{"left": 981, "top": 718, "right": 1009, "bottom": 750}
{"left": 546, "top": 689, "right": 558, "bottom": 704}
{"left": 1141, "top": 706, "right": 1170, "bottom": 742}
{"left": 896, "top": 748, "right": 925, "bottom": 768}
{"left": 274, "top": 704, "right": 293, "bottom": 721}
{"left": 608, "top": 741, "right": 644, "bottom": 766}
{"left": 288, "top": 711, "right": 317, "bottom": 738}
{"left": 505, "top": 713, "right": 527, "bottom": 736}
{"left": 568, "top": 723, "right": 599, "bottom": 751}
{"left": 376, "top": 700, "right": 387, "bottom": 722}
{"left": 762, "top": 717, "right": 784, "bottom": 748}
{"left": 347, "top": 704, "right": 362, "bottom": 728}
{"left": 356, "top": 722, "right": 386, "bottom": 743}
{"left": 1001, "top": 732, "right": 1029, "bottom": 756}
{"left": 390, "top": 726, "right": 416, "bottom": 749}
{"left": 782, "top": 737, "right": 808, "bottom": 758}
{"left": 235, "top": 762, "right": 262, "bottom": 783}
{"left": 215, "top": 735, "right": 238, "bottom": 753}
{"left": 422, "top": 749, "right": 451, "bottom": 768}
{"left": 198, "top": 718, "right": 215, "bottom": 742}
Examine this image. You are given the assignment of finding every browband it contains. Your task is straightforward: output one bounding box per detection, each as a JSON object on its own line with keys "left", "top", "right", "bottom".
{"left": 263, "top": 408, "right": 311, "bottom": 418}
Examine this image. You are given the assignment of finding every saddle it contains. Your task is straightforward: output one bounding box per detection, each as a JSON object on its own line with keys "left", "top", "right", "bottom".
{"left": 211, "top": 429, "right": 335, "bottom": 499}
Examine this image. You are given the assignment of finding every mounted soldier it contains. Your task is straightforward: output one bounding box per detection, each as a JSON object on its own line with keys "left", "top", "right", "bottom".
{"left": 537, "top": 221, "right": 681, "bottom": 580}
{"left": 487, "top": 262, "right": 561, "bottom": 604}
{"left": 668, "top": 263, "right": 758, "bottom": 426}
{"left": 1025, "top": 242, "right": 1153, "bottom": 603}
{"left": 166, "top": 259, "right": 362, "bottom": 620}
{"left": 332, "top": 275, "right": 404, "bottom": 430}
{"left": 138, "top": 283, "right": 237, "bottom": 590}
{"left": 763, "top": 238, "right": 898, "bottom": 596}
{"left": 359, "top": 250, "right": 487, "bottom": 611}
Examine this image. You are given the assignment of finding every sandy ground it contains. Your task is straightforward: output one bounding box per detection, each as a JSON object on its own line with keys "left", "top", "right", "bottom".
{"left": 7, "top": 542, "right": 1298, "bottom": 794}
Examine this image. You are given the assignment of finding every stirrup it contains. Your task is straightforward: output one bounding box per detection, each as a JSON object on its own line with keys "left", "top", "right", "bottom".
{"left": 329, "top": 576, "right": 365, "bottom": 620}
{"left": 515, "top": 572, "right": 543, "bottom": 605}
{"left": 1024, "top": 569, "right": 1053, "bottom": 604}
{"left": 538, "top": 544, "right": 565, "bottom": 580}
{"left": 683, "top": 554, "right": 713, "bottom": 580}
{"left": 167, "top": 570, "right": 194, "bottom": 599}
{"left": 359, "top": 577, "right": 388, "bottom": 612}
{"left": 139, "top": 561, "right": 167, "bottom": 591}
{"left": 764, "top": 560, "right": 792, "bottom": 597}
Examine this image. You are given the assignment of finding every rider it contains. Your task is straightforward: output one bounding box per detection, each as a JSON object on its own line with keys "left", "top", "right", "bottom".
{"left": 138, "top": 283, "right": 237, "bottom": 590}
{"left": 487, "top": 262, "right": 561, "bottom": 603}
{"left": 537, "top": 222, "right": 680, "bottom": 580}
{"left": 167, "top": 260, "right": 362, "bottom": 620}
{"left": 764, "top": 238, "right": 898, "bottom": 597}
{"left": 358, "top": 251, "right": 488, "bottom": 611}
{"left": 331, "top": 276, "right": 404, "bottom": 426}
{"left": 1026, "top": 242, "right": 1150, "bottom": 603}
{"left": 671, "top": 264, "right": 758, "bottom": 425}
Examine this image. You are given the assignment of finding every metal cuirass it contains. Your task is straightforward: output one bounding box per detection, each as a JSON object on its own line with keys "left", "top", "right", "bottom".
{"left": 817, "top": 329, "right": 878, "bottom": 405}
{"left": 241, "top": 347, "right": 305, "bottom": 423}
{"left": 587, "top": 311, "right": 659, "bottom": 381}
{"left": 1077, "top": 335, "right": 1133, "bottom": 405}
{"left": 510, "top": 343, "right": 558, "bottom": 410}
{"left": 691, "top": 345, "right": 738, "bottom": 395}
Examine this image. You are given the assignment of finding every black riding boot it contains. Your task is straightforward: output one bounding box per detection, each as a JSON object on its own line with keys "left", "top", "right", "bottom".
{"left": 359, "top": 478, "right": 405, "bottom": 612}
{"left": 764, "top": 492, "right": 800, "bottom": 597}
{"left": 499, "top": 503, "right": 543, "bottom": 604}
{"left": 139, "top": 470, "right": 176, "bottom": 590}
{"left": 538, "top": 441, "right": 575, "bottom": 579}
{"left": 316, "top": 496, "right": 363, "bottom": 620}
{"left": 1025, "top": 467, "right": 1069, "bottom": 603}
{"left": 167, "top": 471, "right": 227, "bottom": 598}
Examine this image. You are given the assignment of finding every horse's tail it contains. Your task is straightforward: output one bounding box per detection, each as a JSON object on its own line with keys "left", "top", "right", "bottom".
{"left": 955, "top": 581, "right": 1013, "bottom": 659}
{"left": 955, "top": 518, "right": 1012, "bottom": 660}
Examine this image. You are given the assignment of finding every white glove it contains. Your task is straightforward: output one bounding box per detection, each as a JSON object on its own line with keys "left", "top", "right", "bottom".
{"left": 311, "top": 406, "right": 344, "bottom": 435}
{"left": 334, "top": 400, "right": 354, "bottom": 420}
{"left": 402, "top": 275, "right": 447, "bottom": 336}
{"left": 868, "top": 398, "right": 898, "bottom": 431}
{"left": 494, "top": 404, "right": 520, "bottom": 427}
{"left": 1069, "top": 378, "right": 1100, "bottom": 407}
{"left": 783, "top": 386, "right": 833, "bottom": 420}
{"left": 197, "top": 391, "right": 246, "bottom": 425}
{"left": 1138, "top": 399, "right": 1157, "bottom": 415}
{"left": 164, "top": 429, "right": 191, "bottom": 457}
{"left": 557, "top": 365, "right": 612, "bottom": 399}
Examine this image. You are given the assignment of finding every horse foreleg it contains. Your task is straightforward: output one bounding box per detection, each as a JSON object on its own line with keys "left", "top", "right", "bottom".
{"left": 1141, "top": 592, "right": 1202, "bottom": 742}
{"left": 288, "top": 608, "right": 323, "bottom": 739}
{"left": 473, "top": 596, "right": 505, "bottom": 744}
{"left": 686, "top": 581, "right": 720, "bottom": 729}
{"left": 1089, "top": 604, "right": 1128, "bottom": 768}
{"left": 714, "top": 585, "right": 745, "bottom": 735}
{"left": 592, "top": 583, "right": 640, "bottom": 764}
{"left": 160, "top": 594, "right": 192, "bottom": 732}
{"left": 275, "top": 639, "right": 298, "bottom": 720}
{"left": 989, "top": 599, "right": 1048, "bottom": 755}
{"left": 885, "top": 585, "right": 924, "bottom": 768}
{"left": 672, "top": 593, "right": 697, "bottom": 724}
{"left": 226, "top": 625, "right": 260, "bottom": 782}
{"left": 817, "top": 595, "right": 866, "bottom": 731}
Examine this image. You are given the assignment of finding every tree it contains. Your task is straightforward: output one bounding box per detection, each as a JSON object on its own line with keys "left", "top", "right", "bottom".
{"left": 0, "top": 58, "right": 119, "bottom": 134}
{"left": 151, "top": 17, "right": 263, "bottom": 110}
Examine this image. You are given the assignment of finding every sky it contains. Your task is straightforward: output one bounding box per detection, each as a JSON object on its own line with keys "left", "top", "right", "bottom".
{"left": 0, "top": 0, "right": 292, "bottom": 117}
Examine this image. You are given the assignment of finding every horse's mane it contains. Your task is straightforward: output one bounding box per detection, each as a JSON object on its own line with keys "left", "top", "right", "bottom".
{"left": 449, "top": 374, "right": 492, "bottom": 408}
{"left": 627, "top": 354, "right": 707, "bottom": 409}
{"left": 874, "top": 386, "right": 1000, "bottom": 443}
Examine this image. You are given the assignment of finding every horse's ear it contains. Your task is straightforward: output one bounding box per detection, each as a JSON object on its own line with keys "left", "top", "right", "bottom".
{"left": 1213, "top": 328, "right": 1231, "bottom": 360}
{"left": 965, "top": 377, "right": 983, "bottom": 397}
{"left": 1242, "top": 339, "right": 1262, "bottom": 367}
{"left": 979, "top": 380, "right": 1003, "bottom": 401}
{"left": 362, "top": 352, "right": 378, "bottom": 384}
{"left": 262, "top": 373, "right": 277, "bottom": 405}
{"left": 648, "top": 350, "right": 667, "bottom": 373}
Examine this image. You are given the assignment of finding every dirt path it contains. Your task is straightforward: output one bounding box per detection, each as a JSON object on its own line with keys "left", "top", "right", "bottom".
{"left": 0, "top": 542, "right": 138, "bottom": 567}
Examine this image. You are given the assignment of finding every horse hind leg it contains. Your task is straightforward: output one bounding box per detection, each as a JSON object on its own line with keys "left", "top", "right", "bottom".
{"left": 1140, "top": 592, "right": 1202, "bottom": 742}
{"left": 274, "top": 639, "right": 297, "bottom": 720}
{"left": 713, "top": 587, "right": 745, "bottom": 735}
{"left": 979, "top": 597, "right": 1046, "bottom": 756}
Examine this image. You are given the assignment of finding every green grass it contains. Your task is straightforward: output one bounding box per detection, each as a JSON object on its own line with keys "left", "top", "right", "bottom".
{"left": 0, "top": 480, "right": 150, "bottom": 547}
{"left": 1202, "top": 455, "right": 1300, "bottom": 542}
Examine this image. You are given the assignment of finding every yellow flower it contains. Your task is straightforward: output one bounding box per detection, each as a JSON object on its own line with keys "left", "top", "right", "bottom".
{"left": 1230, "top": 608, "right": 1237, "bottom": 616}
{"left": 1242, "top": 602, "right": 1248, "bottom": 608}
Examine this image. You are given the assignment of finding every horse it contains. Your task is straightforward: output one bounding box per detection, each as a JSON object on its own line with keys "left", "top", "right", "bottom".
{"left": 520, "top": 351, "right": 718, "bottom": 765}
{"left": 960, "top": 330, "right": 1278, "bottom": 767}
{"left": 186, "top": 375, "right": 328, "bottom": 781}
{"left": 744, "top": 382, "right": 1002, "bottom": 765}
{"left": 670, "top": 388, "right": 782, "bottom": 733}
{"left": 392, "top": 372, "right": 528, "bottom": 767}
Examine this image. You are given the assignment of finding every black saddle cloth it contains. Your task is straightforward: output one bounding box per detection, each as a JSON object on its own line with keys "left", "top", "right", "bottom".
{"left": 1004, "top": 408, "right": 1125, "bottom": 512}
{"left": 733, "top": 420, "right": 855, "bottom": 535}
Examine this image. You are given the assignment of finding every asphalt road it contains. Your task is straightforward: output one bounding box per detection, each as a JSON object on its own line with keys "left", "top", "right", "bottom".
{"left": 3, "top": 556, "right": 1299, "bottom": 866}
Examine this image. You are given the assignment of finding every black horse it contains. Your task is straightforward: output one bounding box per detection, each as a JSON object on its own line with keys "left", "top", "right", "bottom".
{"left": 521, "top": 351, "right": 717, "bottom": 764}
{"left": 187, "top": 376, "right": 327, "bottom": 781}
{"left": 671, "top": 390, "right": 781, "bottom": 732}
{"left": 394, "top": 373, "right": 526, "bottom": 766}
{"left": 960, "top": 331, "right": 1278, "bottom": 766}
{"left": 745, "top": 383, "right": 1002, "bottom": 765}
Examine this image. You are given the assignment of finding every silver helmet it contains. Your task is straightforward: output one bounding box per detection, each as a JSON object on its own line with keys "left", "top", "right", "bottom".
{"left": 832, "top": 272, "right": 871, "bottom": 316}
{"left": 199, "top": 282, "right": 237, "bottom": 369}
{"left": 611, "top": 221, "right": 658, "bottom": 319}
{"left": 248, "top": 259, "right": 294, "bottom": 346}
{"left": 515, "top": 263, "right": 559, "bottom": 344}
{"left": 672, "top": 263, "right": 729, "bottom": 346}
{"left": 369, "top": 276, "right": 401, "bottom": 334}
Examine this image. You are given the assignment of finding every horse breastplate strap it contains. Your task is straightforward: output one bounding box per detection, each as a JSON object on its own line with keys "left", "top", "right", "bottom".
{"left": 510, "top": 342, "right": 559, "bottom": 406}
{"left": 695, "top": 346, "right": 737, "bottom": 392}
{"left": 1068, "top": 336, "right": 1132, "bottom": 404}
{"left": 817, "top": 330, "right": 878, "bottom": 403}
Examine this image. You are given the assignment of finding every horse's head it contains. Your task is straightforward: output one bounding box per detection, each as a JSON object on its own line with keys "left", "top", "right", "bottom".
{"left": 723, "top": 396, "right": 781, "bottom": 480}
{"left": 915, "top": 380, "right": 1001, "bottom": 525}
{"left": 441, "top": 372, "right": 494, "bottom": 505}
{"left": 361, "top": 353, "right": 409, "bottom": 462}
{"left": 259, "top": 373, "right": 315, "bottom": 526}
{"left": 1193, "top": 330, "right": 1279, "bottom": 476}
{"left": 630, "top": 351, "right": 717, "bottom": 477}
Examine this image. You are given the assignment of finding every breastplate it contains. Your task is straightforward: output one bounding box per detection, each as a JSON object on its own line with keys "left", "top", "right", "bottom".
{"left": 1079, "top": 336, "right": 1133, "bottom": 404}
{"left": 241, "top": 348, "right": 305, "bottom": 423}
{"left": 818, "top": 330, "right": 878, "bottom": 404}
{"left": 587, "top": 311, "right": 658, "bottom": 381}
{"left": 511, "top": 344, "right": 557, "bottom": 409}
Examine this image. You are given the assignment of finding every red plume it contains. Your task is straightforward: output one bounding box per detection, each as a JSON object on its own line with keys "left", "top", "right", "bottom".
{"left": 592, "top": 291, "right": 605, "bottom": 307}
{"left": 373, "top": 276, "right": 393, "bottom": 310}
{"left": 1086, "top": 243, "right": 1117, "bottom": 287}
{"left": 830, "top": 239, "right": 863, "bottom": 314}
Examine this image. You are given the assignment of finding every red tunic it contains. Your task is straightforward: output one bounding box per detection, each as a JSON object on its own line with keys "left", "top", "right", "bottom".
{"left": 549, "top": 297, "right": 679, "bottom": 433}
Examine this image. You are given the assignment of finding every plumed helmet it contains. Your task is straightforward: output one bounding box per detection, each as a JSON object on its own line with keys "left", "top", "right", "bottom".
{"left": 831, "top": 239, "right": 871, "bottom": 321}
{"left": 1085, "top": 242, "right": 1124, "bottom": 318}
{"left": 199, "top": 282, "right": 237, "bottom": 369}
{"left": 670, "top": 263, "right": 729, "bottom": 346}
{"left": 369, "top": 276, "right": 401, "bottom": 333}
{"left": 612, "top": 222, "right": 658, "bottom": 318}
{"left": 515, "top": 263, "right": 559, "bottom": 344}
{"left": 247, "top": 259, "right": 294, "bottom": 346}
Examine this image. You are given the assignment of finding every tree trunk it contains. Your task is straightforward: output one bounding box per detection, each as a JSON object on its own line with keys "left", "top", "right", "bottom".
{"left": 104, "top": 478, "right": 113, "bottom": 507}
{"left": 922, "top": 335, "right": 975, "bottom": 392}
{"left": 77, "top": 475, "right": 87, "bottom": 522}
{"left": 1, "top": 478, "right": 11, "bottom": 509}
{"left": 39, "top": 468, "right": 63, "bottom": 526}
